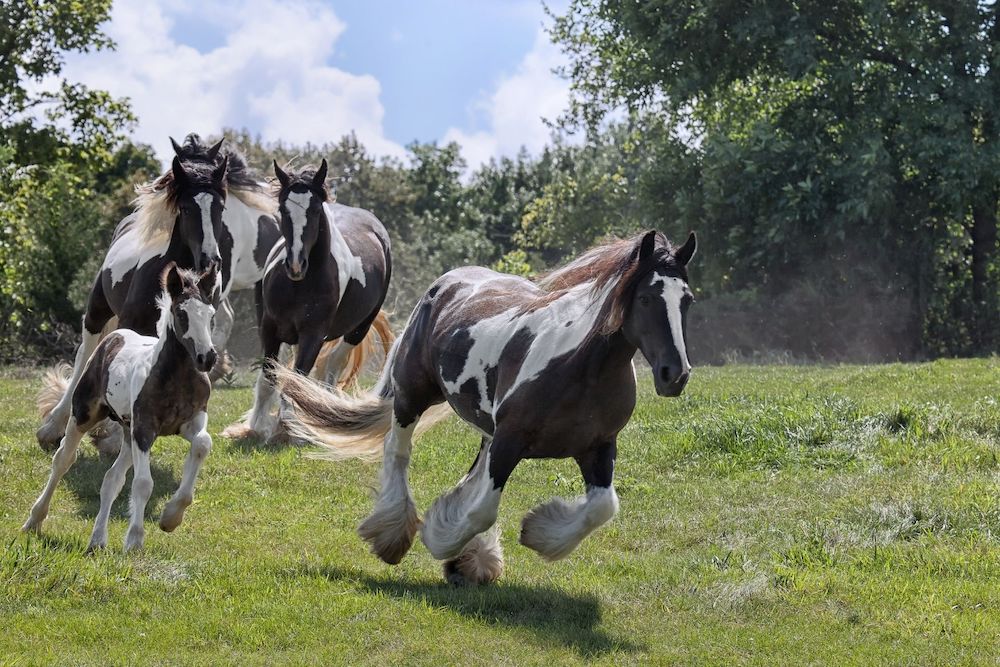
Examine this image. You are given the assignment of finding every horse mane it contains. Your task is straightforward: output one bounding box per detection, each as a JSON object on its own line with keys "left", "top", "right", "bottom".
{"left": 528, "top": 231, "right": 683, "bottom": 335}
{"left": 132, "top": 134, "right": 276, "bottom": 247}
{"left": 274, "top": 164, "right": 332, "bottom": 202}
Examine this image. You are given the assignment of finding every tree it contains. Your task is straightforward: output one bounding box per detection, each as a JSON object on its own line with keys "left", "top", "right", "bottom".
{"left": 554, "top": 0, "right": 1000, "bottom": 356}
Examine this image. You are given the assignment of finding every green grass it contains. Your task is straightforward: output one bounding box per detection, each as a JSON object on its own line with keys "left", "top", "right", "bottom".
{"left": 2, "top": 359, "right": 1000, "bottom": 665}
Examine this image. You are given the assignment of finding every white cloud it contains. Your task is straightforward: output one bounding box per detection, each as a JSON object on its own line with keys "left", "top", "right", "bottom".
{"left": 443, "top": 29, "right": 571, "bottom": 168}
{"left": 62, "top": 0, "right": 405, "bottom": 163}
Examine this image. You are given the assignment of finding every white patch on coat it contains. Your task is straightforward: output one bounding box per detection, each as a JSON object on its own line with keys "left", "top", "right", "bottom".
{"left": 324, "top": 202, "right": 367, "bottom": 301}
{"left": 440, "top": 278, "right": 615, "bottom": 416}
{"left": 104, "top": 329, "right": 157, "bottom": 421}
{"left": 285, "top": 190, "right": 313, "bottom": 265}
{"left": 193, "top": 192, "right": 220, "bottom": 262}
{"left": 226, "top": 196, "right": 278, "bottom": 291}
{"left": 104, "top": 215, "right": 169, "bottom": 286}
{"left": 649, "top": 272, "right": 692, "bottom": 373}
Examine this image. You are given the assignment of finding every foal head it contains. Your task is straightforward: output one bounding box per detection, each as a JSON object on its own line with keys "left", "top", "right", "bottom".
{"left": 169, "top": 152, "right": 229, "bottom": 274}
{"left": 273, "top": 159, "right": 330, "bottom": 281}
{"left": 160, "top": 262, "right": 219, "bottom": 373}
{"left": 621, "top": 230, "right": 698, "bottom": 397}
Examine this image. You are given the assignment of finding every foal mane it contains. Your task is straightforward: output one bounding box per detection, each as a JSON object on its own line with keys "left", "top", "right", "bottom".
{"left": 132, "top": 134, "right": 276, "bottom": 248}
{"left": 529, "top": 232, "right": 683, "bottom": 335}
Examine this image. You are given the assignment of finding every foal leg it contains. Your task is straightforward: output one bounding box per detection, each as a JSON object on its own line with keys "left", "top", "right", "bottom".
{"left": 87, "top": 430, "right": 134, "bottom": 552}
{"left": 358, "top": 417, "right": 419, "bottom": 564}
{"left": 422, "top": 436, "right": 520, "bottom": 563}
{"left": 124, "top": 429, "right": 155, "bottom": 552}
{"left": 22, "top": 417, "right": 87, "bottom": 532}
{"left": 160, "top": 411, "right": 212, "bottom": 532}
{"left": 520, "top": 441, "right": 619, "bottom": 561}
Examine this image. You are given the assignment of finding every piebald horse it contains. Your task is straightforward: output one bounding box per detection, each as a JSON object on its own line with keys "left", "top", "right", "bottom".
{"left": 224, "top": 161, "right": 392, "bottom": 443}
{"left": 279, "top": 230, "right": 697, "bottom": 584}
{"left": 24, "top": 263, "right": 219, "bottom": 552}
{"left": 36, "top": 135, "right": 280, "bottom": 452}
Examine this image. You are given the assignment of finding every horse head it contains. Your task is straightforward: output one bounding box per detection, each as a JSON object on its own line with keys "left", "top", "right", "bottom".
{"left": 621, "top": 230, "right": 697, "bottom": 397}
{"left": 161, "top": 262, "right": 219, "bottom": 373}
{"left": 274, "top": 158, "right": 329, "bottom": 281}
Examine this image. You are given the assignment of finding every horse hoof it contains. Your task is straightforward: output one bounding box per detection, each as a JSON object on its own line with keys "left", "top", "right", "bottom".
{"left": 358, "top": 502, "right": 420, "bottom": 565}
{"left": 159, "top": 499, "right": 190, "bottom": 533}
{"left": 36, "top": 421, "right": 64, "bottom": 451}
{"left": 85, "top": 539, "right": 106, "bottom": 554}
{"left": 442, "top": 531, "right": 504, "bottom": 586}
{"left": 21, "top": 518, "right": 41, "bottom": 534}
{"left": 221, "top": 422, "right": 258, "bottom": 440}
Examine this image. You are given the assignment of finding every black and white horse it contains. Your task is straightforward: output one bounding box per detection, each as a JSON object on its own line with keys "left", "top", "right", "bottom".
{"left": 24, "top": 263, "right": 219, "bottom": 552}
{"left": 279, "top": 230, "right": 697, "bottom": 585}
{"left": 36, "top": 135, "right": 281, "bottom": 452}
{"left": 225, "top": 160, "right": 393, "bottom": 442}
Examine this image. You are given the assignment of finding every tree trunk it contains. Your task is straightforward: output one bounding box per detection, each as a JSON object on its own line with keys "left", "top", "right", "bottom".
{"left": 970, "top": 192, "right": 998, "bottom": 352}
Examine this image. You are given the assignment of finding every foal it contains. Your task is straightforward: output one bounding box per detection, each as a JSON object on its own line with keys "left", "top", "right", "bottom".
{"left": 280, "top": 230, "right": 697, "bottom": 584}
{"left": 23, "top": 263, "right": 219, "bottom": 552}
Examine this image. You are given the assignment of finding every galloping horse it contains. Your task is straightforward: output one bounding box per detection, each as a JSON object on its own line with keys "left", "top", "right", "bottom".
{"left": 225, "top": 161, "right": 392, "bottom": 443}
{"left": 24, "top": 263, "right": 219, "bottom": 553}
{"left": 279, "top": 230, "right": 697, "bottom": 585}
{"left": 36, "top": 135, "right": 281, "bottom": 453}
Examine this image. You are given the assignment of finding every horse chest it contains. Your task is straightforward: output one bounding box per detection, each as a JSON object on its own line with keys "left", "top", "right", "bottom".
{"left": 133, "top": 367, "right": 210, "bottom": 436}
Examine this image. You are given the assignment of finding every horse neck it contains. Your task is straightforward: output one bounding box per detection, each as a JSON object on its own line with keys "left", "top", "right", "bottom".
{"left": 152, "top": 323, "right": 194, "bottom": 378}
{"left": 308, "top": 205, "right": 333, "bottom": 266}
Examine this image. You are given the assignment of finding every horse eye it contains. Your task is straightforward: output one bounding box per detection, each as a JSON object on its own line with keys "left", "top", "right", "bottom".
{"left": 639, "top": 295, "right": 650, "bottom": 306}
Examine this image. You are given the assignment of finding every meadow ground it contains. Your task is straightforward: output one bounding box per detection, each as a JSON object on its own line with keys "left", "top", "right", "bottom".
{"left": 2, "top": 360, "right": 999, "bottom": 665}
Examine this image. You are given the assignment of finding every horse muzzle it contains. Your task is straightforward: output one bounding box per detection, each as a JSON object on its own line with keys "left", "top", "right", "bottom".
{"left": 654, "top": 365, "right": 690, "bottom": 397}
{"left": 285, "top": 259, "right": 307, "bottom": 281}
{"left": 195, "top": 349, "right": 218, "bottom": 374}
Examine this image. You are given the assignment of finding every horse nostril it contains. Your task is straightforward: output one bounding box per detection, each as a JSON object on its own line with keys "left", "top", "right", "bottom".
{"left": 197, "top": 353, "right": 205, "bottom": 366}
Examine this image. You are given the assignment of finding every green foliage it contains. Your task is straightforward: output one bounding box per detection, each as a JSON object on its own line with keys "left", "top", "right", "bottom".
{"left": 553, "top": 0, "right": 1000, "bottom": 356}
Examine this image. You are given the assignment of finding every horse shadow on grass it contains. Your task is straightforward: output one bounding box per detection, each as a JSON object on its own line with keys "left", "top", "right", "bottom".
{"left": 296, "top": 564, "right": 644, "bottom": 658}
{"left": 60, "top": 450, "right": 177, "bottom": 521}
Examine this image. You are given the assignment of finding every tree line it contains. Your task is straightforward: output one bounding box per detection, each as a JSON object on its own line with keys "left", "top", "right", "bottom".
{"left": 3, "top": 1, "right": 998, "bottom": 364}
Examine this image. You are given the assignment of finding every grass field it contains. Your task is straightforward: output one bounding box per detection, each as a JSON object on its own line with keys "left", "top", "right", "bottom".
{"left": 2, "top": 359, "right": 1000, "bottom": 665}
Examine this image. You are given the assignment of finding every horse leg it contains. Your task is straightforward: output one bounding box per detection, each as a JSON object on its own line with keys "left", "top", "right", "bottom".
{"left": 272, "top": 335, "right": 325, "bottom": 444}
{"left": 520, "top": 441, "right": 619, "bottom": 561}
{"left": 242, "top": 320, "right": 282, "bottom": 439}
{"left": 321, "top": 340, "right": 355, "bottom": 385}
{"left": 87, "top": 429, "right": 133, "bottom": 552}
{"left": 357, "top": 416, "right": 419, "bottom": 564}
{"left": 124, "top": 428, "right": 155, "bottom": 552}
{"left": 422, "top": 435, "right": 520, "bottom": 565}
{"left": 36, "top": 282, "right": 111, "bottom": 449}
{"left": 208, "top": 298, "right": 234, "bottom": 382}
{"left": 160, "top": 411, "right": 211, "bottom": 532}
{"left": 22, "top": 416, "right": 87, "bottom": 532}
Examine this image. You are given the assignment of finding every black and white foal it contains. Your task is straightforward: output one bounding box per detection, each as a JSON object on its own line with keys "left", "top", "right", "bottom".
{"left": 226, "top": 160, "right": 392, "bottom": 442}
{"left": 280, "top": 230, "right": 697, "bottom": 584}
{"left": 24, "top": 264, "right": 219, "bottom": 552}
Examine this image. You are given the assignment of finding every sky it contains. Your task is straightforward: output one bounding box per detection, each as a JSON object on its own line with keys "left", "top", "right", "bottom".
{"left": 60, "top": 0, "right": 571, "bottom": 168}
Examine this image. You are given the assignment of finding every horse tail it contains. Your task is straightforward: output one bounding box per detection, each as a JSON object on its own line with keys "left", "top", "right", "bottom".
{"left": 308, "top": 310, "right": 396, "bottom": 388}
{"left": 37, "top": 363, "right": 72, "bottom": 420}
{"left": 277, "top": 337, "right": 401, "bottom": 461}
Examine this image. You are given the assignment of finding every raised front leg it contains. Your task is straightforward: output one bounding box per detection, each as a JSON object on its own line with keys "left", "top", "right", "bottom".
{"left": 422, "top": 435, "right": 520, "bottom": 563}
{"left": 87, "top": 429, "right": 134, "bottom": 552}
{"left": 124, "top": 428, "right": 155, "bottom": 552}
{"left": 358, "top": 416, "right": 418, "bottom": 564}
{"left": 23, "top": 417, "right": 86, "bottom": 532}
{"left": 520, "top": 441, "right": 619, "bottom": 561}
{"left": 160, "top": 411, "right": 212, "bottom": 532}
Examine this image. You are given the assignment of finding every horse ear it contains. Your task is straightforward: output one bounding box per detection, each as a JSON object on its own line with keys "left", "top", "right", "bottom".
{"left": 170, "top": 136, "right": 183, "bottom": 156}
{"left": 674, "top": 231, "right": 697, "bottom": 266}
{"left": 211, "top": 155, "right": 229, "bottom": 186}
{"left": 171, "top": 155, "right": 189, "bottom": 186}
{"left": 273, "top": 160, "right": 290, "bottom": 189}
{"left": 198, "top": 264, "right": 218, "bottom": 300}
{"left": 638, "top": 230, "right": 659, "bottom": 261}
{"left": 162, "top": 262, "right": 184, "bottom": 300}
{"left": 207, "top": 138, "right": 224, "bottom": 161}
{"left": 313, "top": 158, "right": 328, "bottom": 189}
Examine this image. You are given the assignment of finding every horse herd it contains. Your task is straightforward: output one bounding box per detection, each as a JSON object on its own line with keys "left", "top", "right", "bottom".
{"left": 21, "top": 134, "right": 698, "bottom": 586}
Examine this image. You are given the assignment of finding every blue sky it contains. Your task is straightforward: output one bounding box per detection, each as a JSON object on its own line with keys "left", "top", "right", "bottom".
{"left": 62, "top": 0, "right": 569, "bottom": 166}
